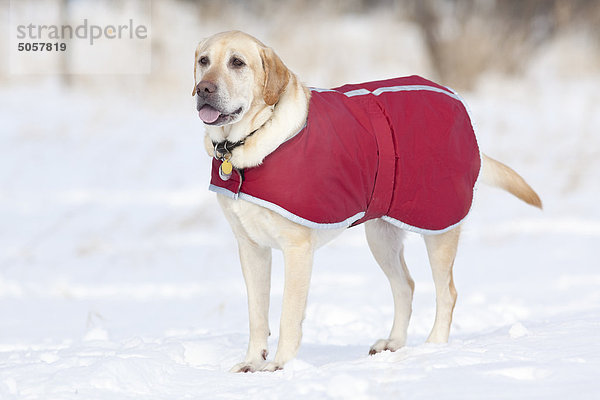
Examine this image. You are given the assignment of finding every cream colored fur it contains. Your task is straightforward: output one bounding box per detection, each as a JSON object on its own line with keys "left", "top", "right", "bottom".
{"left": 192, "top": 31, "right": 542, "bottom": 373}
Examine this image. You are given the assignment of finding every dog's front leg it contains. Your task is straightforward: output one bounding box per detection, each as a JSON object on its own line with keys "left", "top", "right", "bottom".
{"left": 230, "top": 238, "right": 272, "bottom": 373}
{"left": 262, "top": 240, "right": 314, "bottom": 371}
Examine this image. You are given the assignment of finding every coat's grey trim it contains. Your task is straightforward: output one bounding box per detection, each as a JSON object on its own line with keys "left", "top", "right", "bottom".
{"left": 211, "top": 183, "right": 471, "bottom": 234}
{"left": 210, "top": 183, "right": 364, "bottom": 229}
{"left": 213, "top": 185, "right": 473, "bottom": 235}
{"left": 373, "top": 85, "right": 462, "bottom": 101}
{"left": 348, "top": 85, "right": 462, "bottom": 102}
{"left": 343, "top": 88, "right": 371, "bottom": 97}
{"left": 312, "top": 84, "right": 463, "bottom": 102}
{"left": 381, "top": 215, "right": 464, "bottom": 235}
{"left": 309, "top": 87, "right": 336, "bottom": 93}
{"left": 237, "top": 192, "right": 365, "bottom": 230}
{"left": 209, "top": 184, "right": 238, "bottom": 200}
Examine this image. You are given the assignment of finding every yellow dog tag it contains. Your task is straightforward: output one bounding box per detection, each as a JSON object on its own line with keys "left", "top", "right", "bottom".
{"left": 221, "top": 159, "right": 233, "bottom": 175}
{"left": 219, "top": 159, "right": 233, "bottom": 181}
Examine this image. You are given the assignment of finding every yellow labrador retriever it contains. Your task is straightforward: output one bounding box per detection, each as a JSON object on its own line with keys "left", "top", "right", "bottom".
{"left": 192, "top": 31, "right": 541, "bottom": 372}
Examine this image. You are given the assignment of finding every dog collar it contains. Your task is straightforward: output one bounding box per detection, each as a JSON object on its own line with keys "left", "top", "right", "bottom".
{"left": 212, "top": 129, "right": 258, "bottom": 160}
{"left": 213, "top": 138, "right": 245, "bottom": 159}
{"left": 212, "top": 130, "right": 257, "bottom": 181}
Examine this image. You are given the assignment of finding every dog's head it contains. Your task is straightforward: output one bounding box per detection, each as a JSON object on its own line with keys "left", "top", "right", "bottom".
{"left": 193, "top": 31, "right": 290, "bottom": 129}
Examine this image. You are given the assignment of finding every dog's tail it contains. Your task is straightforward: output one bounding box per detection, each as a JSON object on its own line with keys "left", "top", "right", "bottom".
{"left": 480, "top": 153, "right": 542, "bottom": 209}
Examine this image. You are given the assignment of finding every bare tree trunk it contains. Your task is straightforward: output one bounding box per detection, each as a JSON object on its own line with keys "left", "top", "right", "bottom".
{"left": 59, "top": 0, "right": 71, "bottom": 86}
{"left": 412, "top": 0, "right": 444, "bottom": 82}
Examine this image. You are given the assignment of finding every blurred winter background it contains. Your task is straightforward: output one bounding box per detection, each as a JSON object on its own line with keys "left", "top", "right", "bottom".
{"left": 1, "top": 1, "right": 599, "bottom": 399}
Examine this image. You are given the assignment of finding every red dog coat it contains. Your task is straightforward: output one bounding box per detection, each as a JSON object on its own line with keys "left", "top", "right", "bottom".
{"left": 209, "top": 76, "right": 480, "bottom": 234}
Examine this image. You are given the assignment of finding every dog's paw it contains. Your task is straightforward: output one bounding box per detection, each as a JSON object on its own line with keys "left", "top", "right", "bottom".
{"left": 230, "top": 360, "right": 266, "bottom": 373}
{"left": 260, "top": 361, "right": 284, "bottom": 372}
{"left": 230, "top": 349, "right": 269, "bottom": 373}
{"left": 368, "top": 339, "right": 404, "bottom": 355}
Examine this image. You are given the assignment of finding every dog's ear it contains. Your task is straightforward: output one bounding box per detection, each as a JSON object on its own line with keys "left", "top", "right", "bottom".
{"left": 260, "top": 46, "right": 290, "bottom": 106}
{"left": 192, "top": 48, "right": 199, "bottom": 96}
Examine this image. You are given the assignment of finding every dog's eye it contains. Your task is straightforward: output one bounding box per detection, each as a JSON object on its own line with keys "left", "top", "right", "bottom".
{"left": 230, "top": 57, "right": 245, "bottom": 68}
{"left": 199, "top": 56, "right": 209, "bottom": 66}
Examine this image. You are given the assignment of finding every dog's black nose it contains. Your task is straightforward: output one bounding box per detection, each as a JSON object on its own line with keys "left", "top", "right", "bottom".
{"left": 197, "top": 80, "right": 217, "bottom": 94}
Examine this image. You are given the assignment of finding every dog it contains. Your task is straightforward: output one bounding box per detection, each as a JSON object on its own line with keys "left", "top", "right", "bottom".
{"left": 192, "top": 31, "right": 542, "bottom": 373}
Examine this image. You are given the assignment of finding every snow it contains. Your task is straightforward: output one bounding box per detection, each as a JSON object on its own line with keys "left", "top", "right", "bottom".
{"left": 2, "top": 28, "right": 600, "bottom": 400}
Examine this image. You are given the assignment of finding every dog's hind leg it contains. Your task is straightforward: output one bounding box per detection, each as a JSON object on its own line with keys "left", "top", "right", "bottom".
{"left": 423, "top": 225, "right": 461, "bottom": 344}
{"left": 365, "top": 219, "right": 414, "bottom": 354}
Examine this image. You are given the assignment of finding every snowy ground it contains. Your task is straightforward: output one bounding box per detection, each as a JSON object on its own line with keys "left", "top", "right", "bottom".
{"left": 1, "top": 72, "right": 599, "bottom": 399}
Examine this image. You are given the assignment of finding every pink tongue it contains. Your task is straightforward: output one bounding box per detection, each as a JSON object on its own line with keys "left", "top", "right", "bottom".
{"left": 198, "top": 105, "right": 221, "bottom": 123}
